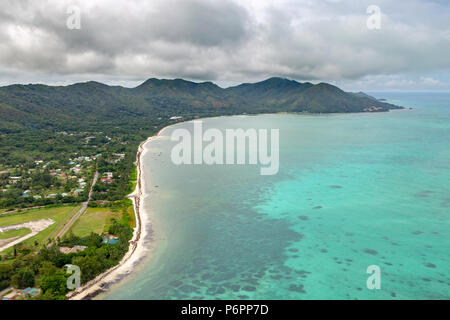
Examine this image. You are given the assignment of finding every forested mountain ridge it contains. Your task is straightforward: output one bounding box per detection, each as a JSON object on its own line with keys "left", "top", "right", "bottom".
{"left": 0, "top": 77, "right": 402, "bottom": 133}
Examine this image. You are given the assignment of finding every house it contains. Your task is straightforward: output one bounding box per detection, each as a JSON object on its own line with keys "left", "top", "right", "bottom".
{"left": 101, "top": 177, "right": 113, "bottom": 184}
{"left": 20, "top": 287, "right": 40, "bottom": 298}
{"left": 59, "top": 246, "right": 87, "bottom": 254}
{"left": 363, "top": 106, "right": 383, "bottom": 112}
{"left": 114, "top": 153, "right": 125, "bottom": 158}
{"left": 103, "top": 235, "right": 119, "bottom": 245}
{"left": 20, "top": 288, "right": 32, "bottom": 296}
{"left": 28, "top": 288, "right": 40, "bottom": 297}
{"left": 104, "top": 172, "right": 113, "bottom": 179}
{"left": 9, "top": 177, "right": 21, "bottom": 184}
{"left": 61, "top": 193, "right": 69, "bottom": 197}
{"left": 33, "top": 195, "right": 42, "bottom": 200}
{"left": 71, "top": 167, "right": 81, "bottom": 174}
{"left": 169, "top": 116, "right": 183, "bottom": 120}
{"left": 82, "top": 136, "right": 95, "bottom": 142}
{"left": 1, "top": 288, "right": 18, "bottom": 300}
{"left": 73, "top": 189, "right": 84, "bottom": 196}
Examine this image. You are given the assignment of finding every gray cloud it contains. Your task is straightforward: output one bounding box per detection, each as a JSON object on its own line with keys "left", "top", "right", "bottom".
{"left": 0, "top": 0, "right": 449, "bottom": 90}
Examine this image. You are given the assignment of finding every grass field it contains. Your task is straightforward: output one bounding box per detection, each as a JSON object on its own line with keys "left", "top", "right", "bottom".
{"left": 70, "top": 207, "right": 122, "bottom": 237}
{"left": 128, "top": 165, "right": 137, "bottom": 193}
{"left": 0, "top": 228, "right": 31, "bottom": 240}
{"left": 124, "top": 201, "right": 136, "bottom": 228}
{"left": 0, "top": 205, "right": 81, "bottom": 253}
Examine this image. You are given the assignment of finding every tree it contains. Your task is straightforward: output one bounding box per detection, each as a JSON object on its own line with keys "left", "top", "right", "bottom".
{"left": 11, "top": 268, "right": 35, "bottom": 288}
{"left": 39, "top": 270, "right": 68, "bottom": 296}
{"left": 0, "top": 264, "right": 13, "bottom": 290}
{"left": 87, "top": 232, "right": 103, "bottom": 248}
{"left": 71, "top": 255, "right": 103, "bottom": 284}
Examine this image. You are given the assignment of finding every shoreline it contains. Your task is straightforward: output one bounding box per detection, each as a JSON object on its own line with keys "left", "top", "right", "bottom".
{"left": 67, "top": 127, "right": 168, "bottom": 300}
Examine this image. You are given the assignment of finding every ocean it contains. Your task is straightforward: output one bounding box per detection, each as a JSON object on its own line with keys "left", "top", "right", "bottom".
{"left": 103, "top": 92, "right": 449, "bottom": 300}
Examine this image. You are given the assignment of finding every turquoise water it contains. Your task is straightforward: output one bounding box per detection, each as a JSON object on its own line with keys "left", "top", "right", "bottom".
{"left": 105, "top": 92, "right": 449, "bottom": 300}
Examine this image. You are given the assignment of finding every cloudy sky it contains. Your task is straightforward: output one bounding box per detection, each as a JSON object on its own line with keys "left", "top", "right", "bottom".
{"left": 1, "top": 0, "right": 450, "bottom": 91}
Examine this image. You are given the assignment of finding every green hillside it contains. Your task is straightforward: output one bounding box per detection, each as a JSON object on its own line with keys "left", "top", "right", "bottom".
{"left": 0, "top": 77, "right": 402, "bottom": 133}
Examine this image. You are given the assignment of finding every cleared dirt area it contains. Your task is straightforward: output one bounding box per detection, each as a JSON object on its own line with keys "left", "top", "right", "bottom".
{"left": 0, "top": 236, "right": 20, "bottom": 247}
{"left": 0, "top": 218, "right": 55, "bottom": 252}
{"left": 0, "top": 228, "right": 31, "bottom": 240}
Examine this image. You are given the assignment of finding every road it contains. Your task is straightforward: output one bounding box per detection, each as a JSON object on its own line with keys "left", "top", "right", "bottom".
{"left": 54, "top": 171, "right": 98, "bottom": 240}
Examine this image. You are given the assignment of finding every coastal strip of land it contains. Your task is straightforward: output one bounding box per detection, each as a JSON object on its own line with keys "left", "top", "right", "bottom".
{"left": 66, "top": 127, "right": 169, "bottom": 300}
